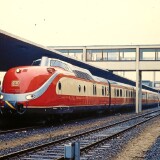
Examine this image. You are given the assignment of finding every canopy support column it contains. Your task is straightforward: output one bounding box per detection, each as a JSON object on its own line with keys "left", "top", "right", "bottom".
{"left": 136, "top": 47, "right": 142, "bottom": 113}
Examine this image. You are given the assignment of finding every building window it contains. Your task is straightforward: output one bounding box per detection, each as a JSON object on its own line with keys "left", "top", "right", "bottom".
{"left": 87, "top": 49, "right": 103, "bottom": 61}
{"left": 86, "top": 48, "right": 136, "bottom": 61}
{"left": 108, "top": 50, "right": 119, "bottom": 61}
{"left": 103, "top": 50, "right": 108, "bottom": 61}
{"left": 157, "top": 51, "right": 160, "bottom": 60}
{"left": 57, "top": 49, "right": 83, "bottom": 61}
{"left": 120, "top": 50, "right": 136, "bottom": 60}
{"left": 140, "top": 49, "right": 156, "bottom": 60}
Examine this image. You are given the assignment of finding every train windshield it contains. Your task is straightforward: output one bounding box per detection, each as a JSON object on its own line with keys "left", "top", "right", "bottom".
{"left": 50, "top": 60, "right": 72, "bottom": 72}
{"left": 31, "top": 60, "right": 41, "bottom": 66}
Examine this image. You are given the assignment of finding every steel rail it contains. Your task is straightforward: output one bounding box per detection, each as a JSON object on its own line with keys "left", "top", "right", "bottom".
{"left": 57, "top": 110, "right": 160, "bottom": 160}
{"left": 0, "top": 125, "right": 45, "bottom": 135}
{"left": 0, "top": 109, "right": 160, "bottom": 160}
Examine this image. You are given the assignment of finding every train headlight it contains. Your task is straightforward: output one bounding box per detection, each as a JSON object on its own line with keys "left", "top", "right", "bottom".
{"left": 16, "top": 68, "right": 21, "bottom": 73}
{"left": 26, "top": 94, "right": 35, "bottom": 100}
{"left": 0, "top": 94, "right": 3, "bottom": 100}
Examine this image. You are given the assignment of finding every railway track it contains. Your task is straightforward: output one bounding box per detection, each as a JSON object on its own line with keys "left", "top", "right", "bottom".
{"left": 0, "top": 124, "right": 46, "bottom": 135}
{"left": 0, "top": 113, "right": 106, "bottom": 135}
{"left": 0, "top": 109, "right": 160, "bottom": 160}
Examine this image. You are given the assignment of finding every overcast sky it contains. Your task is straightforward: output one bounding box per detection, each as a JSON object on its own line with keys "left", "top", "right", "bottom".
{"left": 1, "top": 0, "right": 160, "bottom": 46}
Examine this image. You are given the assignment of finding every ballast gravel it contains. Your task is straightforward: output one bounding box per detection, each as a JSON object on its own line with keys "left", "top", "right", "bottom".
{"left": 0, "top": 108, "right": 159, "bottom": 159}
{"left": 145, "top": 136, "right": 160, "bottom": 160}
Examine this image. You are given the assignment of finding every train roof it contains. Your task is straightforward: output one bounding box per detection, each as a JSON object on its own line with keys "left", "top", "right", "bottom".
{"left": 32, "top": 57, "right": 95, "bottom": 81}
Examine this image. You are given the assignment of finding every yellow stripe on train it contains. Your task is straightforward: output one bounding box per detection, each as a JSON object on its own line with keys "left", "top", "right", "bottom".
{"left": 5, "top": 101, "right": 16, "bottom": 110}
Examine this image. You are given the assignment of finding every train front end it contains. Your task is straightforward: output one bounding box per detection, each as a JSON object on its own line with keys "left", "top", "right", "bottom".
{"left": 0, "top": 59, "right": 57, "bottom": 116}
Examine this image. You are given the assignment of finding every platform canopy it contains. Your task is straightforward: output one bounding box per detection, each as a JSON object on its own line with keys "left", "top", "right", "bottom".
{"left": 0, "top": 30, "right": 157, "bottom": 92}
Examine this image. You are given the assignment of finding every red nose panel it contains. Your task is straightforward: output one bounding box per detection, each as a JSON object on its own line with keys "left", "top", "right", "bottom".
{"left": 2, "top": 66, "right": 55, "bottom": 94}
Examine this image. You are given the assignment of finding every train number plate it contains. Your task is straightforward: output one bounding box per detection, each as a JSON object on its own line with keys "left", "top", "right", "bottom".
{"left": 11, "top": 80, "right": 20, "bottom": 87}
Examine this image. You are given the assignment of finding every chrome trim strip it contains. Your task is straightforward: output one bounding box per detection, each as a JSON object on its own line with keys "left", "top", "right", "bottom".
{"left": 1, "top": 71, "right": 60, "bottom": 101}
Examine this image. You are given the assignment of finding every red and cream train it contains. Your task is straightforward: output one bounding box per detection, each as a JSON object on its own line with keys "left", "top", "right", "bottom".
{"left": 0, "top": 57, "right": 159, "bottom": 118}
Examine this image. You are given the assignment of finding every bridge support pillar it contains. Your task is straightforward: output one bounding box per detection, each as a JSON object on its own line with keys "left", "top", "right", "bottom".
{"left": 136, "top": 47, "right": 142, "bottom": 113}
{"left": 83, "top": 47, "right": 87, "bottom": 62}
{"left": 136, "top": 70, "right": 142, "bottom": 113}
{"left": 153, "top": 71, "right": 155, "bottom": 88}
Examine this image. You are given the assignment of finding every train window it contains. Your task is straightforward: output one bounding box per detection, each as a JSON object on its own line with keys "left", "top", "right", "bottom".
{"left": 105, "top": 87, "right": 107, "bottom": 96}
{"left": 134, "top": 92, "right": 136, "bottom": 97}
{"left": 107, "top": 87, "right": 109, "bottom": 96}
{"left": 73, "top": 70, "right": 94, "bottom": 81}
{"left": 131, "top": 91, "right": 133, "bottom": 97}
{"left": 129, "top": 91, "right": 131, "bottom": 97}
{"left": 114, "top": 89, "right": 117, "bottom": 97}
{"left": 117, "top": 89, "right": 119, "bottom": 97}
{"left": 32, "top": 59, "right": 41, "bottom": 66}
{"left": 93, "top": 85, "right": 97, "bottom": 95}
{"left": 126, "top": 90, "right": 127, "bottom": 97}
{"left": 120, "top": 89, "right": 122, "bottom": 97}
{"left": 102, "top": 86, "right": 104, "bottom": 96}
{"left": 79, "top": 85, "right": 81, "bottom": 92}
{"left": 93, "top": 85, "right": 95, "bottom": 95}
{"left": 51, "top": 60, "right": 70, "bottom": 71}
{"left": 84, "top": 86, "right": 86, "bottom": 92}
{"left": 58, "top": 82, "right": 61, "bottom": 90}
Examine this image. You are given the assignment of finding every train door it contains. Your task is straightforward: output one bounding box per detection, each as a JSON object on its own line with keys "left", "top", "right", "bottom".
{"left": 108, "top": 81, "right": 111, "bottom": 108}
{"left": 158, "top": 91, "right": 160, "bottom": 107}
{"left": 146, "top": 92, "right": 148, "bottom": 105}
{"left": 131, "top": 88, "right": 134, "bottom": 105}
